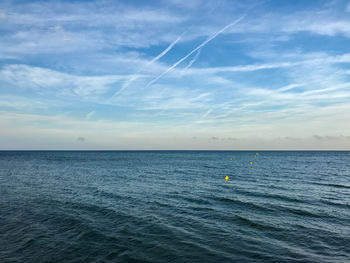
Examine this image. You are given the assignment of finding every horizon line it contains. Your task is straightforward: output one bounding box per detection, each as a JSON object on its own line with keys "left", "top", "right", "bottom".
{"left": 0, "top": 149, "right": 349, "bottom": 152}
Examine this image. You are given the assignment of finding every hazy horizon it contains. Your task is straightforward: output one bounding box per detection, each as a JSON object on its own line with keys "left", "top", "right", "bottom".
{"left": 1, "top": 0, "right": 350, "bottom": 150}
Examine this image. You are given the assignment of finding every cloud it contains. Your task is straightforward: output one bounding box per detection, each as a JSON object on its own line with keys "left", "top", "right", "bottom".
{"left": 186, "top": 61, "right": 295, "bottom": 75}
{"left": 313, "top": 135, "right": 350, "bottom": 140}
{"left": 86, "top": 111, "right": 95, "bottom": 120}
{"left": 201, "top": 109, "right": 212, "bottom": 118}
{"left": 0, "top": 1, "right": 189, "bottom": 58}
{"left": 1, "top": 109, "right": 350, "bottom": 150}
{"left": 52, "top": 25, "right": 72, "bottom": 41}
{"left": 139, "top": 90, "right": 211, "bottom": 110}
{"left": 0, "top": 9, "right": 6, "bottom": 19}
{"left": 184, "top": 52, "right": 350, "bottom": 76}
{"left": 219, "top": 4, "right": 350, "bottom": 38}
{"left": 2, "top": 0, "right": 350, "bottom": 65}
{"left": 0, "top": 64, "right": 127, "bottom": 97}
{"left": 284, "top": 19, "right": 350, "bottom": 37}
{"left": 284, "top": 137, "right": 301, "bottom": 141}
{"left": 168, "top": 0, "right": 203, "bottom": 10}
{"left": 0, "top": 95, "right": 48, "bottom": 110}
{"left": 77, "top": 137, "right": 86, "bottom": 141}
{"left": 221, "top": 137, "right": 237, "bottom": 141}
{"left": 277, "top": 84, "right": 302, "bottom": 92}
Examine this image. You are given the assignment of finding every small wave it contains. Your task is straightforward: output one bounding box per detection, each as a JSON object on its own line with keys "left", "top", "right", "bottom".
{"left": 201, "top": 164, "right": 217, "bottom": 169}
{"left": 235, "top": 214, "right": 282, "bottom": 231}
{"left": 313, "top": 182, "right": 350, "bottom": 189}
{"left": 92, "top": 189, "right": 125, "bottom": 200}
{"left": 320, "top": 199, "right": 350, "bottom": 209}
{"left": 187, "top": 206, "right": 215, "bottom": 212}
{"left": 171, "top": 169, "right": 192, "bottom": 175}
{"left": 177, "top": 195, "right": 212, "bottom": 205}
{"left": 278, "top": 205, "right": 323, "bottom": 218}
{"left": 236, "top": 189, "right": 305, "bottom": 204}
{"left": 51, "top": 200, "right": 136, "bottom": 225}
{"left": 212, "top": 196, "right": 274, "bottom": 213}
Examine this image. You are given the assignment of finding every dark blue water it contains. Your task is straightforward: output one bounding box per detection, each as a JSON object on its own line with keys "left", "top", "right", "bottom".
{"left": 0, "top": 151, "right": 349, "bottom": 263}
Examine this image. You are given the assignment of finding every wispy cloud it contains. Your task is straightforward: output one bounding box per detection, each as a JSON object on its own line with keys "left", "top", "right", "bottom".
{"left": 0, "top": 64, "right": 127, "bottom": 97}
{"left": 86, "top": 111, "right": 95, "bottom": 120}
{"left": 313, "top": 135, "right": 350, "bottom": 140}
{"left": 185, "top": 52, "right": 350, "bottom": 75}
{"left": 186, "top": 61, "right": 295, "bottom": 75}
{"left": 284, "top": 19, "right": 350, "bottom": 37}
{"left": 201, "top": 109, "right": 212, "bottom": 118}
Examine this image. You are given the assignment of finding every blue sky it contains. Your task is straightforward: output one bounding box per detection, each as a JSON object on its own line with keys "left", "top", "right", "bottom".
{"left": 0, "top": 0, "right": 350, "bottom": 150}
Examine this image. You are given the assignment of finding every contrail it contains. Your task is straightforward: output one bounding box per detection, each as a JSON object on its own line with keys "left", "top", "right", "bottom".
{"left": 149, "top": 34, "right": 183, "bottom": 64}
{"left": 182, "top": 48, "right": 201, "bottom": 73}
{"left": 112, "top": 33, "right": 183, "bottom": 97}
{"left": 145, "top": 14, "right": 247, "bottom": 88}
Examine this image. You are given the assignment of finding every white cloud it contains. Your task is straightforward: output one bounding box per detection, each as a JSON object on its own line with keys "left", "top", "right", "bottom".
{"left": 1, "top": 101, "right": 350, "bottom": 150}
{"left": 186, "top": 62, "right": 295, "bottom": 75}
{"left": 286, "top": 20, "right": 350, "bottom": 37}
{"left": 0, "top": 9, "right": 6, "bottom": 19}
{"left": 85, "top": 111, "right": 95, "bottom": 120}
{"left": 201, "top": 109, "right": 212, "bottom": 118}
{"left": 0, "top": 1, "right": 188, "bottom": 58}
{"left": 168, "top": 0, "right": 203, "bottom": 9}
{"left": 223, "top": 6, "right": 350, "bottom": 38}
{"left": 0, "top": 95, "right": 48, "bottom": 110}
{"left": 0, "top": 64, "right": 127, "bottom": 97}
{"left": 138, "top": 88, "right": 212, "bottom": 110}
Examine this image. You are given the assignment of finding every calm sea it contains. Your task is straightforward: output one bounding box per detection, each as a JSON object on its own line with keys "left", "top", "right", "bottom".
{"left": 0, "top": 151, "right": 349, "bottom": 262}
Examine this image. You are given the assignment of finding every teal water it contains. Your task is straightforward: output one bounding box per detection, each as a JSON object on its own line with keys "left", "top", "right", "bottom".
{"left": 0, "top": 151, "right": 349, "bottom": 262}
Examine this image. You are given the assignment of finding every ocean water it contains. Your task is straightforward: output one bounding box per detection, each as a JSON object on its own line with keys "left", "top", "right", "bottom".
{"left": 0, "top": 151, "right": 349, "bottom": 263}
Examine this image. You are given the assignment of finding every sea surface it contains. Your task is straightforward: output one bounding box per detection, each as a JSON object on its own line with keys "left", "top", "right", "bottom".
{"left": 0, "top": 151, "right": 349, "bottom": 263}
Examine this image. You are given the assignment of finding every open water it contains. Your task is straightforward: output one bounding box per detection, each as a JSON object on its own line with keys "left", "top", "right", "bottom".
{"left": 0, "top": 151, "right": 349, "bottom": 262}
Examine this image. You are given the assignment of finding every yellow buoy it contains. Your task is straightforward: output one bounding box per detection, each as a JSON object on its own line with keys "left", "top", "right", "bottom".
{"left": 225, "top": 176, "right": 229, "bottom": 182}
{"left": 256, "top": 153, "right": 259, "bottom": 156}
{"left": 229, "top": 158, "right": 232, "bottom": 160}
{"left": 250, "top": 161, "right": 253, "bottom": 165}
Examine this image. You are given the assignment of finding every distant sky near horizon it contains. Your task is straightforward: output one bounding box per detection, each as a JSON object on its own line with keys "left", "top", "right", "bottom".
{"left": 1, "top": 0, "right": 350, "bottom": 150}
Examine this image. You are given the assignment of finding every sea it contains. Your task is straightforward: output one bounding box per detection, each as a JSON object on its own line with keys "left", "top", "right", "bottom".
{"left": 0, "top": 151, "right": 349, "bottom": 263}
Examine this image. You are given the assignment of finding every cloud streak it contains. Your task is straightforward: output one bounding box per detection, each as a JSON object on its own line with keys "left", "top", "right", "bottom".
{"left": 0, "top": 64, "right": 127, "bottom": 97}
